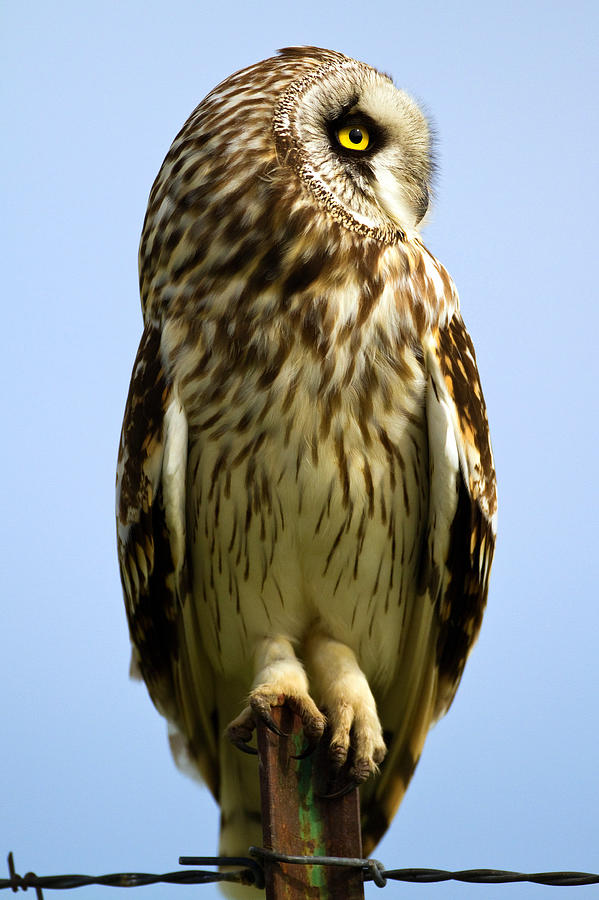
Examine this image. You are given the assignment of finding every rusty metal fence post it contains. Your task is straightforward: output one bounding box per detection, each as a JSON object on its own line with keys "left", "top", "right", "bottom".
{"left": 256, "top": 704, "right": 365, "bottom": 900}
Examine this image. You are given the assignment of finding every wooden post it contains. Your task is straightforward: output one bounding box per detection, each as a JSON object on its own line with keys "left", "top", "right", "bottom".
{"left": 256, "top": 704, "right": 365, "bottom": 900}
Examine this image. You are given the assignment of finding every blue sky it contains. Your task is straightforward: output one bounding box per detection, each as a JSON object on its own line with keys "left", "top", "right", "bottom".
{"left": 2, "top": 1, "right": 598, "bottom": 898}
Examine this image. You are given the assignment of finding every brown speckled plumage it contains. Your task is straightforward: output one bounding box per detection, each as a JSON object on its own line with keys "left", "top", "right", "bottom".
{"left": 116, "top": 46, "right": 496, "bottom": 887}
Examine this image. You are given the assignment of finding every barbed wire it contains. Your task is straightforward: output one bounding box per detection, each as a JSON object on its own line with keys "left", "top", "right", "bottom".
{"left": 3, "top": 850, "right": 599, "bottom": 897}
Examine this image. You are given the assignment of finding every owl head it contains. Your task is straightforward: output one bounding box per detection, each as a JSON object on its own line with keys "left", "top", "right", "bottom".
{"left": 140, "top": 47, "right": 434, "bottom": 317}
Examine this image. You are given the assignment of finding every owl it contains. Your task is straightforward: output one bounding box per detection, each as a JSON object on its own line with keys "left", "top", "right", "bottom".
{"left": 117, "top": 45, "right": 496, "bottom": 889}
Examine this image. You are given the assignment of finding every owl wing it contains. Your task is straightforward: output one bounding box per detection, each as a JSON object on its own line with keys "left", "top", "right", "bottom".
{"left": 116, "top": 322, "right": 219, "bottom": 794}
{"left": 361, "top": 311, "right": 497, "bottom": 852}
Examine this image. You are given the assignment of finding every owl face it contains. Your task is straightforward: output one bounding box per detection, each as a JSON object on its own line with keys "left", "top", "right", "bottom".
{"left": 273, "top": 52, "right": 432, "bottom": 236}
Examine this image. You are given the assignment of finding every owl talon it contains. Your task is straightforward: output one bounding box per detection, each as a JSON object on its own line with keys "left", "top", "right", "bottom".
{"left": 229, "top": 736, "right": 259, "bottom": 755}
{"left": 315, "top": 778, "right": 360, "bottom": 800}
{"left": 255, "top": 708, "right": 289, "bottom": 738}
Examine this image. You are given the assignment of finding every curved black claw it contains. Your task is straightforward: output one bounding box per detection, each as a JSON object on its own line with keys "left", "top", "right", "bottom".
{"left": 257, "top": 709, "right": 289, "bottom": 738}
{"left": 315, "top": 778, "right": 360, "bottom": 800}
{"left": 229, "top": 737, "right": 258, "bottom": 755}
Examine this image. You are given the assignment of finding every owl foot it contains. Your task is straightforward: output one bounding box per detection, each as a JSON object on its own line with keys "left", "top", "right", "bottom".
{"left": 226, "top": 635, "right": 327, "bottom": 754}
{"left": 304, "top": 632, "right": 387, "bottom": 785}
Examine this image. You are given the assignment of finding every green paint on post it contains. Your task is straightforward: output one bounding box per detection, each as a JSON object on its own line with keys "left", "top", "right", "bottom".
{"left": 293, "top": 731, "right": 328, "bottom": 891}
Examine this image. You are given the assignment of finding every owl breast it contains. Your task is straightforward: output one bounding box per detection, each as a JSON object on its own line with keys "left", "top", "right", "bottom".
{"left": 176, "top": 289, "right": 429, "bottom": 696}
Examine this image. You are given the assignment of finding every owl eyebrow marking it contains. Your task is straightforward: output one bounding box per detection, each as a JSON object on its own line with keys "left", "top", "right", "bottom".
{"left": 326, "top": 94, "right": 360, "bottom": 121}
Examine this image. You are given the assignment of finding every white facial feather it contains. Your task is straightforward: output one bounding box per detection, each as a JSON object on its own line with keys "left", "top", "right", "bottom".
{"left": 288, "top": 60, "right": 431, "bottom": 233}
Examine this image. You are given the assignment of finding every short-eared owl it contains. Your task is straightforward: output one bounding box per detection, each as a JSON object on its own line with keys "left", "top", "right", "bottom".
{"left": 117, "top": 45, "right": 496, "bottom": 883}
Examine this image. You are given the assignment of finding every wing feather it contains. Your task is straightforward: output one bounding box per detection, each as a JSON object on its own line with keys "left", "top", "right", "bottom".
{"left": 116, "top": 322, "right": 219, "bottom": 794}
{"left": 428, "top": 314, "right": 497, "bottom": 714}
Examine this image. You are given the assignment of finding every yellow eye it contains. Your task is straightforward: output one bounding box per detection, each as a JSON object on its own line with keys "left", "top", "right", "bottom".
{"left": 336, "top": 124, "right": 370, "bottom": 152}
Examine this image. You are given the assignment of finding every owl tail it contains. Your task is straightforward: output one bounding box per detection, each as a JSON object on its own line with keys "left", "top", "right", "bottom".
{"left": 167, "top": 652, "right": 263, "bottom": 896}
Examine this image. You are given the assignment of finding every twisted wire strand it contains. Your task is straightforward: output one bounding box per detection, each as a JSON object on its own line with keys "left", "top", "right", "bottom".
{"left": 4, "top": 850, "right": 599, "bottom": 896}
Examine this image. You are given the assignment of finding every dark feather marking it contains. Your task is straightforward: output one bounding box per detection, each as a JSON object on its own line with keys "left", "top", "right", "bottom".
{"left": 231, "top": 437, "right": 254, "bottom": 469}
{"left": 213, "top": 481, "right": 221, "bottom": 528}
{"left": 362, "top": 459, "right": 375, "bottom": 517}
{"left": 247, "top": 242, "right": 284, "bottom": 292}
{"left": 208, "top": 542, "right": 215, "bottom": 588}
{"left": 393, "top": 446, "right": 410, "bottom": 515}
{"left": 282, "top": 371, "right": 298, "bottom": 414}
{"left": 283, "top": 247, "right": 329, "bottom": 297}
{"left": 311, "top": 431, "right": 319, "bottom": 467}
{"left": 320, "top": 388, "right": 340, "bottom": 441}
{"left": 277, "top": 493, "right": 286, "bottom": 531}
{"left": 333, "top": 567, "right": 344, "bottom": 597}
{"left": 372, "top": 552, "right": 384, "bottom": 596}
{"left": 245, "top": 452, "right": 257, "bottom": 492}
{"left": 379, "top": 485, "right": 387, "bottom": 525}
{"left": 314, "top": 498, "right": 328, "bottom": 535}
{"left": 368, "top": 608, "right": 376, "bottom": 637}
{"left": 259, "top": 506, "right": 266, "bottom": 541}
{"left": 342, "top": 353, "right": 356, "bottom": 387}
{"left": 261, "top": 563, "right": 271, "bottom": 613}
{"left": 334, "top": 432, "right": 350, "bottom": 507}
{"left": 257, "top": 341, "right": 292, "bottom": 390}
{"left": 314, "top": 480, "right": 333, "bottom": 533}
{"left": 299, "top": 300, "right": 330, "bottom": 360}
{"left": 323, "top": 521, "right": 346, "bottom": 575}
{"left": 386, "top": 512, "right": 396, "bottom": 611}
{"left": 356, "top": 251, "right": 385, "bottom": 326}
{"left": 214, "top": 590, "right": 221, "bottom": 646}
{"left": 228, "top": 515, "right": 238, "bottom": 553}
{"left": 353, "top": 508, "right": 367, "bottom": 579}
{"left": 243, "top": 501, "right": 252, "bottom": 537}
{"left": 295, "top": 443, "right": 303, "bottom": 482}
{"left": 199, "top": 410, "right": 223, "bottom": 432}
{"left": 236, "top": 409, "right": 253, "bottom": 433}
{"left": 378, "top": 426, "right": 396, "bottom": 491}
{"left": 344, "top": 499, "right": 355, "bottom": 532}
{"left": 268, "top": 531, "right": 276, "bottom": 566}
{"left": 209, "top": 450, "right": 228, "bottom": 500}
{"left": 272, "top": 575, "right": 284, "bottom": 607}
{"left": 261, "top": 469, "right": 272, "bottom": 513}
